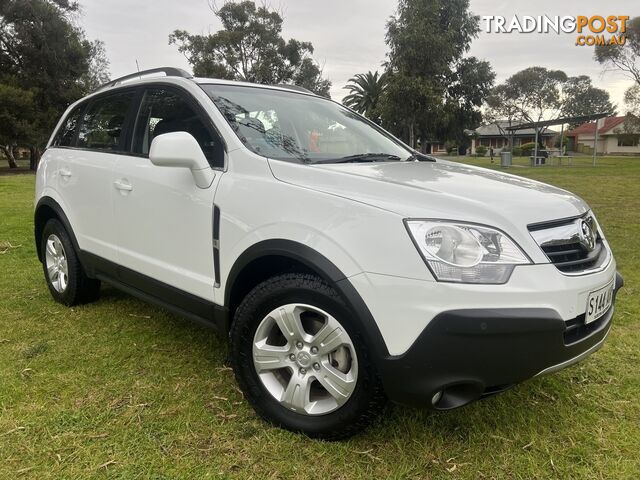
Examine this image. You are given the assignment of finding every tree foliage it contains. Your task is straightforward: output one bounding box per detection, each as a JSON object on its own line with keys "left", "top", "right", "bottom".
{"left": 499, "top": 67, "right": 568, "bottom": 123}
{"left": 485, "top": 67, "right": 618, "bottom": 149}
{"left": 595, "top": 16, "right": 640, "bottom": 86}
{"left": 487, "top": 68, "right": 616, "bottom": 127}
{"left": 438, "top": 56, "right": 494, "bottom": 146}
{"left": 170, "top": 1, "right": 331, "bottom": 97}
{"left": 80, "top": 40, "right": 112, "bottom": 92}
{"left": 0, "top": 0, "right": 110, "bottom": 168}
{"left": 561, "top": 75, "right": 616, "bottom": 123}
{"left": 0, "top": 84, "right": 35, "bottom": 167}
{"left": 623, "top": 84, "right": 640, "bottom": 132}
{"left": 380, "top": 0, "right": 494, "bottom": 150}
{"left": 485, "top": 84, "right": 520, "bottom": 125}
{"left": 342, "top": 71, "right": 387, "bottom": 121}
{"left": 485, "top": 67, "right": 567, "bottom": 149}
{"left": 595, "top": 16, "right": 640, "bottom": 134}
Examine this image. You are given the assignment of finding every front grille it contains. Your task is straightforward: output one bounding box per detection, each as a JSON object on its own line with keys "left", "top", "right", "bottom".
{"left": 529, "top": 214, "right": 609, "bottom": 274}
{"left": 541, "top": 236, "right": 606, "bottom": 273}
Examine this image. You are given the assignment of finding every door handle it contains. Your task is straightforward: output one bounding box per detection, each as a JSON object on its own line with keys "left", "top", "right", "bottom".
{"left": 59, "top": 168, "right": 72, "bottom": 178}
{"left": 113, "top": 179, "right": 133, "bottom": 192}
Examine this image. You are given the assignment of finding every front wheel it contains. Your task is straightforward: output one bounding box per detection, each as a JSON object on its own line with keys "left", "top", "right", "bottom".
{"left": 230, "top": 273, "right": 386, "bottom": 440}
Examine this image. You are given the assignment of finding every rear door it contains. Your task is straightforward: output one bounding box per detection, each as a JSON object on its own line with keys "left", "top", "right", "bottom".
{"left": 54, "top": 90, "right": 137, "bottom": 263}
{"left": 112, "top": 86, "right": 225, "bottom": 301}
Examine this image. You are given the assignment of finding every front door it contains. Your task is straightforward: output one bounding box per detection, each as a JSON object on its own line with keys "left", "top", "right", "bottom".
{"left": 112, "top": 87, "right": 225, "bottom": 302}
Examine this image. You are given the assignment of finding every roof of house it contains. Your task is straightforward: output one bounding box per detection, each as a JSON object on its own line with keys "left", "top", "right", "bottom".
{"left": 473, "top": 121, "right": 558, "bottom": 137}
{"left": 567, "top": 116, "right": 626, "bottom": 137}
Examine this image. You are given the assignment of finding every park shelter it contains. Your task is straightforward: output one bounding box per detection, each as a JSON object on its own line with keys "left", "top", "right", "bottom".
{"left": 469, "top": 121, "right": 557, "bottom": 155}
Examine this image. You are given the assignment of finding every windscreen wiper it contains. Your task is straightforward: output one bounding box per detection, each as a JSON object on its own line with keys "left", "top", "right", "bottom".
{"left": 405, "top": 152, "right": 436, "bottom": 162}
{"left": 312, "top": 153, "right": 402, "bottom": 164}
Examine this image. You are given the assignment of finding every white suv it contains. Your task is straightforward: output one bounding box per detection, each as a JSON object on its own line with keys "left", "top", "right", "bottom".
{"left": 35, "top": 68, "right": 623, "bottom": 439}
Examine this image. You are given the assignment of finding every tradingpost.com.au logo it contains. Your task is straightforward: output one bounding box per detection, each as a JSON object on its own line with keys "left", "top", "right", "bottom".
{"left": 482, "top": 15, "right": 629, "bottom": 46}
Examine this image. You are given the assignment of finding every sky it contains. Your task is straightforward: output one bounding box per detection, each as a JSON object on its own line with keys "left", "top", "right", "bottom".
{"left": 78, "top": 0, "right": 637, "bottom": 112}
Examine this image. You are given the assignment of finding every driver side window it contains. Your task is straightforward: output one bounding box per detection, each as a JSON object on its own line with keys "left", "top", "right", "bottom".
{"left": 132, "top": 88, "right": 224, "bottom": 168}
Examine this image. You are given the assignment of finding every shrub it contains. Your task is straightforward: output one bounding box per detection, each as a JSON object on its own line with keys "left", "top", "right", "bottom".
{"left": 475, "top": 145, "right": 487, "bottom": 157}
{"left": 520, "top": 142, "right": 537, "bottom": 156}
{"left": 555, "top": 136, "right": 568, "bottom": 148}
{"left": 512, "top": 146, "right": 523, "bottom": 157}
{"left": 445, "top": 140, "right": 457, "bottom": 154}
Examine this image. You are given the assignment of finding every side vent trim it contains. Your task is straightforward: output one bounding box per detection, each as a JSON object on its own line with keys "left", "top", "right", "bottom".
{"left": 213, "top": 205, "right": 221, "bottom": 287}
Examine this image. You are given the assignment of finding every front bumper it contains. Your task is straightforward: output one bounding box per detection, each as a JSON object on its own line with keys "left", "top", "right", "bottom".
{"left": 376, "top": 271, "right": 624, "bottom": 408}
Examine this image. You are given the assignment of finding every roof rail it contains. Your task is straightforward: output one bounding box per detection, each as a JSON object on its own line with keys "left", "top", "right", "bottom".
{"left": 273, "top": 84, "right": 314, "bottom": 95}
{"left": 97, "top": 67, "right": 193, "bottom": 92}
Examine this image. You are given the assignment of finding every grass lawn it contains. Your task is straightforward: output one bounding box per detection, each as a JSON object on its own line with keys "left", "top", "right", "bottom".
{"left": 1, "top": 157, "right": 638, "bottom": 479}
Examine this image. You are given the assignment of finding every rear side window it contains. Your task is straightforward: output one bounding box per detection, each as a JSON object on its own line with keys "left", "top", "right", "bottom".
{"left": 77, "top": 92, "right": 135, "bottom": 151}
{"left": 132, "top": 88, "right": 224, "bottom": 167}
{"left": 52, "top": 104, "right": 84, "bottom": 147}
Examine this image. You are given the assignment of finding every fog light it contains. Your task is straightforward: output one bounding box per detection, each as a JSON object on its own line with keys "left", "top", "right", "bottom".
{"left": 431, "top": 390, "right": 443, "bottom": 406}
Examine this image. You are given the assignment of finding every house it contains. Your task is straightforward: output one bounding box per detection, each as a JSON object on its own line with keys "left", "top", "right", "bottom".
{"left": 427, "top": 142, "right": 449, "bottom": 155}
{"left": 566, "top": 116, "right": 640, "bottom": 155}
{"left": 469, "top": 121, "right": 558, "bottom": 155}
{"left": 418, "top": 140, "right": 449, "bottom": 155}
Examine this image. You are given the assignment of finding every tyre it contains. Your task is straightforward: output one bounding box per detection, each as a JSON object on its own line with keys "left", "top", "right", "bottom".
{"left": 41, "top": 218, "right": 100, "bottom": 306}
{"left": 230, "top": 273, "right": 386, "bottom": 440}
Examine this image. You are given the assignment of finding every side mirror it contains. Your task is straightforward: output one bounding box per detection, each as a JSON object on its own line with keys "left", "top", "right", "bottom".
{"left": 149, "top": 131, "right": 215, "bottom": 188}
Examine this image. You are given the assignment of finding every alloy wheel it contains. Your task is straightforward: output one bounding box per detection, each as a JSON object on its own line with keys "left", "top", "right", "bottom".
{"left": 252, "top": 303, "right": 358, "bottom": 415}
{"left": 45, "top": 234, "right": 69, "bottom": 293}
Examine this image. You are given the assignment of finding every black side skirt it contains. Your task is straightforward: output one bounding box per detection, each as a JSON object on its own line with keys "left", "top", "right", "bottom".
{"left": 80, "top": 251, "right": 228, "bottom": 334}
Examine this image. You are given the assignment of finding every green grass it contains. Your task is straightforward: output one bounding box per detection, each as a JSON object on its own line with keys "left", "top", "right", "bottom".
{"left": 1, "top": 157, "right": 639, "bottom": 479}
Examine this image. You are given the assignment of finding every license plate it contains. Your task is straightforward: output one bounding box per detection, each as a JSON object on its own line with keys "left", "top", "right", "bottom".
{"left": 585, "top": 278, "right": 615, "bottom": 324}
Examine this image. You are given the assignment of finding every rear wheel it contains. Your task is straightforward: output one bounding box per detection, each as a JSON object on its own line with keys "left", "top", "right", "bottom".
{"left": 41, "top": 219, "right": 100, "bottom": 306}
{"left": 230, "top": 273, "right": 386, "bottom": 440}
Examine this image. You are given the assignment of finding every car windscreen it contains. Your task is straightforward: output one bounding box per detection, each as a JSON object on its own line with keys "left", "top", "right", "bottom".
{"left": 201, "top": 84, "right": 411, "bottom": 164}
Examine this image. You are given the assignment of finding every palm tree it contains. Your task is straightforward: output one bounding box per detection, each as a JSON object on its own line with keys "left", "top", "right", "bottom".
{"left": 343, "top": 71, "right": 387, "bottom": 119}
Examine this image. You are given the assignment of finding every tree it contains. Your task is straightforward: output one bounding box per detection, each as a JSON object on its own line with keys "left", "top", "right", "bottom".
{"left": 291, "top": 57, "right": 331, "bottom": 98}
{"left": 343, "top": 71, "right": 387, "bottom": 121}
{"left": 595, "top": 16, "right": 640, "bottom": 86}
{"left": 502, "top": 67, "right": 567, "bottom": 124}
{"left": 622, "top": 84, "right": 640, "bottom": 132}
{"left": 595, "top": 18, "right": 640, "bottom": 135}
{"left": 437, "top": 56, "right": 494, "bottom": 148}
{"left": 380, "top": 0, "right": 493, "bottom": 151}
{"left": 484, "top": 67, "right": 569, "bottom": 152}
{"left": 169, "top": 1, "right": 331, "bottom": 97}
{"left": 484, "top": 84, "right": 522, "bottom": 150}
{"left": 561, "top": 75, "right": 616, "bottom": 123}
{"left": 0, "top": 84, "right": 35, "bottom": 168}
{"left": 0, "top": 0, "right": 110, "bottom": 168}
{"left": 80, "top": 39, "right": 112, "bottom": 92}
{"left": 487, "top": 68, "right": 617, "bottom": 151}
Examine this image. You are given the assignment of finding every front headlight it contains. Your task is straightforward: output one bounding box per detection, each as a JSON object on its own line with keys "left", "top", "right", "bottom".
{"left": 405, "top": 220, "right": 531, "bottom": 284}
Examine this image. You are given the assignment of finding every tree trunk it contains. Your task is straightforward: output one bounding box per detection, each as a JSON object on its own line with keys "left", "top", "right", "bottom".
{"left": 419, "top": 128, "right": 430, "bottom": 153}
{"left": 2, "top": 146, "right": 18, "bottom": 168}
{"left": 408, "top": 122, "right": 416, "bottom": 149}
{"left": 29, "top": 146, "right": 42, "bottom": 171}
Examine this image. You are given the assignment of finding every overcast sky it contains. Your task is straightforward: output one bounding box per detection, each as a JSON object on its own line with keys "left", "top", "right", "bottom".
{"left": 79, "top": 0, "right": 637, "bottom": 112}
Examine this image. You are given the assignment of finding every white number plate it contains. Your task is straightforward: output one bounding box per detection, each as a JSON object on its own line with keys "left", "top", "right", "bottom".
{"left": 585, "top": 278, "right": 615, "bottom": 324}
